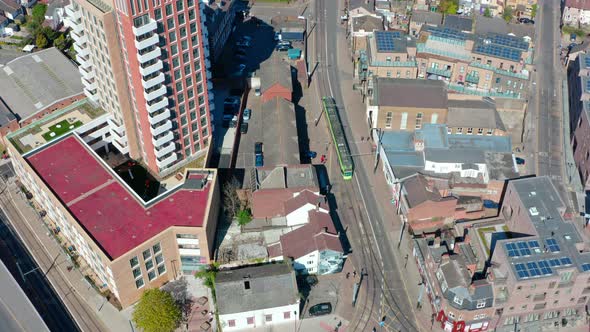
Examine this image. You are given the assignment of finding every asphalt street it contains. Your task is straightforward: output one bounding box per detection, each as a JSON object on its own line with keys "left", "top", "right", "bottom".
{"left": 311, "top": 0, "right": 418, "bottom": 331}
{"left": 0, "top": 210, "right": 78, "bottom": 331}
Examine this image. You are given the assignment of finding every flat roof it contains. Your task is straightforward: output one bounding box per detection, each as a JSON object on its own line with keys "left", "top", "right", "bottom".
{"left": 25, "top": 135, "right": 215, "bottom": 260}
{"left": 372, "top": 77, "right": 447, "bottom": 109}
{"left": 0, "top": 47, "right": 83, "bottom": 122}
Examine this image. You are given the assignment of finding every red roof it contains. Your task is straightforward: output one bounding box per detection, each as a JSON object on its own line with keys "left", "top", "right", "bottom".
{"left": 252, "top": 188, "right": 327, "bottom": 219}
{"left": 277, "top": 210, "right": 343, "bottom": 259}
{"left": 566, "top": 0, "right": 590, "bottom": 11}
{"left": 26, "top": 136, "right": 213, "bottom": 259}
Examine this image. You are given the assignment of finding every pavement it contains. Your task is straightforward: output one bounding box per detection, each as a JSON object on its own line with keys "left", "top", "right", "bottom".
{"left": 0, "top": 257, "right": 50, "bottom": 332}
{"left": 0, "top": 175, "right": 132, "bottom": 332}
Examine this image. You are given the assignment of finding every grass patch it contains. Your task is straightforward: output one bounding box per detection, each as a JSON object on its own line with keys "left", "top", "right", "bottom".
{"left": 41, "top": 120, "right": 83, "bottom": 141}
{"left": 563, "top": 25, "right": 587, "bottom": 37}
{"left": 114, "top": 161, "right": 160, "bottom": 201}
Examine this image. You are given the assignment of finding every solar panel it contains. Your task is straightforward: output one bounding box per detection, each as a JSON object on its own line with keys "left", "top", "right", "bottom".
{"left": 489, "top": 34, "right": 529, "bottom": 51}
{"left": 560, "top": 257, "right": 573, "bottom": 265}
{"left": 549, "top": 258, "right": 561, "bottom": 267}
{"left": 582, "top": 263, "right": 590, "bottom": 272}
{"left": 546, "top": 239, "right": 560, "bottom": 252}
{"left": 585, "top": 56, "right": 590, "bottom": 68}
{"left": 506, "top": 243, "right": 520, "bottom": 257}
{"left": 515, "top": 263, "right": 529, "bottom": 279}
{"left": 526, "top": 262, "right": 541, "bottom": 277}
{"left": 538, "top": 260, "right": 553, "bottom": 275}
{"left": 473, "top": 43, "right": 522, "bottom": 62}
{"left": 375, "top": 31, "right": 401, "bottom": 52}
{"left": 429, "top": 26, "right": 466, "bottom": 41}
{"left": 528, "top": 240, "right": 540, "bottom": 248}
{"left": 517, "top": 242, "right": 531, "bottom": 256}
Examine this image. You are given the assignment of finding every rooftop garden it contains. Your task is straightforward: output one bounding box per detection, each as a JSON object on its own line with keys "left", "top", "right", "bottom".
{"left": 477, "top": 224, "right": 510, "bottom": 256}
{"left": 42, "top": 120, "right": 83, "bottom": 142}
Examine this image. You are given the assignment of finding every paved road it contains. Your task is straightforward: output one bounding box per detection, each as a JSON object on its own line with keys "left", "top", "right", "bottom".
{"left": 527, "top": 0, "right": 571, "bottom": 206}
{"left": 0, "top": 210, "right": 77, "bottom": 332}
{"left": 0, "top": 258, "right": 50, "bottom": 332}
{"left": 311, "top": 0, "right": 419, "bottom": 331}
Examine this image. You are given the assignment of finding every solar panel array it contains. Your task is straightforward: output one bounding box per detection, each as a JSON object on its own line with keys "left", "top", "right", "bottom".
{"left": 582, "top": 263, "right": 590, "bottom": 272}
{"left": 375, "top": 31, "right": 402, "bottom": 52}
{"left": 505, "top": 241, "right": 540, "bottom": 257}
{"left": 473, "top": 43, "right": 522, "bottom": 61}
{"left": 584, "top": 56, "right": 590, "bottom": 68}
{"left": 489, "top": 34, "right": 529, "bottom": 51}
{"left": 545, "top": 238, "right": 560, "bottom": 252}
{"left": 428, "top": 26, "right": 467, "bottom": 41}
{"left": 515, "top": 260, "right": 554, "bottom": 279}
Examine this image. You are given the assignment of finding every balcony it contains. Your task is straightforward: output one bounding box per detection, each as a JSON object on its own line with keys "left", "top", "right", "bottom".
{"left": 142, "top": 72, "right": 165, "bottom": 90}
{"left": 137, "top": 47, "right": 161, "bottom": 64}
{"left": 148, "top": 108, "right": 171, "bottom": 124}
{"left": 65, "top": 17, "right": 83, "bottom": 34}
{"left": 156, "top": 152, "right": 178, "bottom": 169}
{"left": 84, "top": 89, "right": 99, "bottom": 103}
{"left": 139, "top": 59, "right": 163, "bottom": 76}
{"left": 132, "top": 17, "right": 158, "bottom": 36}
{"left": 207, "top": 81, "right": 213, "bottom": 90}
{"left": 79, "top": 66, "right": 94, "bottom": 80}
{"left": 150, "top": 120, "right": 172, "bottom": 136}
{"left": 465, "top": 73, "right": 480, "bottom": 84}
{"left": 205, "top": 59, "right": 211, "bottom": 69}
{"left": 65, "top": 4, "right": 81, "bottom": 20}
{"left": 154, "top": 142, "right": 175, "bottom": 158}
{"left": 146, "top": 97, "right": 168, "bottom": 113}
{"left": 134, "top": 33, "right": 159, "bottom": 50}
{"left": 77, "top": 54, "right": 92, "bottom": 69}
{"left": 82, "top": 78, "right": 98, "bottom": 91}
{"left": 426, "top": 66, "right": 452, "bottom": 78}
{"left": 70, "top": 31, "right": 86, "bottom": 44}
{"left": 152, "top": 131, "right": 174, "bottom": 147}
{"left": 203, "top": 47, "right": 210, "bottom": 58}
{"left": 143, "top": 85, "right": 167, "bottom": 102}
{"left": 74, "top": 43, "right": 90, "bottom": 57}
{"left": 112, "top": 138, "right": 129, "bottom": 155}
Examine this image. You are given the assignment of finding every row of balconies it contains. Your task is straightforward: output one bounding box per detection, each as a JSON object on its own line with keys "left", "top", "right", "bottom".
{"left": 143, "top": 84, "right": 167, "bottom": 102}
{"left": 156, "top": 152, "right": 178, "bottom": 168}
{"left": 148, "top": 108, "right": 171, "bottom": 124}
{"left": 150, "top": 119, "right": 172, "bottom": 136}
{"left": 139, "top": 59, "right": 163, "bottom": 76}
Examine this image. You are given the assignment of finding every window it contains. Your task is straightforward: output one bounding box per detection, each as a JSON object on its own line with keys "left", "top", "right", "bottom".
{"left": 171, "top": 44, "right": 178, "bottom": 55}
{"left": 154, "top": 8, "right": 162, "bottom": 20}
{"left": 244, "top": 281, "right": 250, "bottom": 289}
{"left": 167, "top": 17, "right": 174, "bottom": 29}
{"left": 448, "top": 312, "right": 455, "bottom": 319}
{"left": 283, "top": 312, "right": 291, "bottom": 319}
{"left": 467, "top": 127, "right": 473, "bottom": 134}
{"left": 135, "top": 277, "right": 144, "bottom": 288}
{"left": 400, "top": 112, "right": 408, "bottom": 130}
{"left": 176, "top": 0, "right": 183, "bottom": 11}
{"left": 145, "top": 259, "right": 154, "bottom": 271}
{"left": 130, "top": 256, "right": 139, "bottom": 268}
{"left": 169, "top": 31, "right": 177, "bottom": 42}
{"left": 487, "top": 128, "right": 493, "bottom": 135}
{"left": 189, "top": 9, "right": 195, "bottom": 21}
{"left": 476, "top": 299, "right": 486, "bottom": 308}
{"left": 157, "top": 264, "right": 166, "bottom": 275}
{"left": 155, "top": 254, "right": 164, "bottom": 264}
{"left": 132, "top": 267, "right": 141, "bottom": 278}
{"left": 228, "top": 320, "right": 235, "bottom": 327}
{"left": 165, "top": 3, "right": 172, "bottom": 16}
{"left": 453, "top": 296, "right": 463, "bottom": 305}
{"left": 152, "top": 243, "right": 161, "bottom": 254}
{"left": 385, "top": 112, "right": 393, "bottom": 128}
{"left": 265, "top": 314, "right": 272, "bottom": 322}
{"left": 415, "top": 112, "right": 423, "bottom": 129}
{"left": 143, "top": 249, "right": 151, "bottom": 260}
{"left": 148, "top": 270, "right": 156, "bottom": 281}
{"left": 247, "top": 317, "right": 254, "bottom": 325}
{"left": 477, "top": 128, "right": 484, "bottom": 135}
{"left": 178, "top": 13, "right": 185, "bottom": 25}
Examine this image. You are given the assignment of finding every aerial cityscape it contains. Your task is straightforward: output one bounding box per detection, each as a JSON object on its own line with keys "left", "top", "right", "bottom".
{"left": 0, "top": 0, "right": 589, "bottom": 331}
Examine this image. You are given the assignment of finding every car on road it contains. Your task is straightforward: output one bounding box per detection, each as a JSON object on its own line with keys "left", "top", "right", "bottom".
{"left": 515, "top": 157, "right": 526, "bottom": 165}
{"left": 243, "top": 108, "right": 251, "bottom": 122}
{"left": 518, "top": 17, "right": 534, "bottom": 24}
{"left": 309, "top": 303, "right": 332, "bottom": 316}
{"left": 240, "top": 122, "right": 248, "bottom": 134}
{"left": 276, "top": 44, "right": 292, "bottom": 51}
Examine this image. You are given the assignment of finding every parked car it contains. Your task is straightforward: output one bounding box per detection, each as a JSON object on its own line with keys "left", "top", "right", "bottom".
{"left": 230, "top": 115, "right": 238, "bottom": 128}
{"left": 515, "top": 157, "right": 525, "bottom": 165}
{"left": 255, "top": 154, "right": 264, "bottom": 167}
{"left": 309, "top": 303, "right": 332, "bottom": 316}
{"left": 255, "top": 142, "right": 263, "bottom": 155}
{"left": 276, "top": 44, "right": 291, "bottom": 51}
{"left": 243, "top": 108, "right": 251, "bottom": 122}
{"left": 274, "top": 31, "right": 281, "bottom": 41}
{"left": 278, "top": 40, "right": 291, "bottom": 46}
{"left": 240, "top": 122, "right": 248, "bottom": 134}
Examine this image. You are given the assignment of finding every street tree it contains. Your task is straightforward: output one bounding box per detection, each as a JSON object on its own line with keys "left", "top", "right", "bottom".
{"left": 36, "top": 34, "right": 48, "bottom": 49}
{"left": 132, "top": 289, "right": 182, "bottom": 332}
{"left": 531, "top": 4, "right": 538, "bottom": 19}
{"left": 222, "top": 176, "right": 241, "bottom": 217}
{"left": 53, "top": 34, "right": 67, "bottom": 51}
{"left": 236, "top": 209, "right": 252, "bottom": 226}
{"left": 483, "top": 7, "right": 492, "bottom": 17}
{"left": 438, "top": 0, "right": 458, "bottom": 14}
{"left": 502, "top": 7, "right": 514, "bottom": 23}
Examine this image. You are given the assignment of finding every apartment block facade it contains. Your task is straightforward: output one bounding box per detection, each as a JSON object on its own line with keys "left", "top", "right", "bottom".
{"left": 65, "top": 0, "right": 214, "bottom": 177}
{"left": 64, "top": 0, "right": 140, "bottom": 158}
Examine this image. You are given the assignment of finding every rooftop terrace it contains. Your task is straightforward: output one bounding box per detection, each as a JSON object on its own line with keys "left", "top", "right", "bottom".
{"left": 25, "top": 135, "right": 215, "bottom": 260}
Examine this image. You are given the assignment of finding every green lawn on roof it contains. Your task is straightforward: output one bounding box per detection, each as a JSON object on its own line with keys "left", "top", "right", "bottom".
{"left": 42, "top": 120, "right": 83, "bottom": 142}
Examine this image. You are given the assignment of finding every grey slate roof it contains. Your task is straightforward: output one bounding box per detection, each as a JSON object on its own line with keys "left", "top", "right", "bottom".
{"left": 440, "top": 256, "right": 494, "bottom": 310}
{"left": 0, "top": 47, "right": 83, "bottom": 122}
{"left": 411, "top": 11, "right": 442, "bottom": 26}
{"left": 256, "top": 165, "right": 318, "bottom": 190}
{"left": 0, "top": 98, "right": 16, "bottom": 127}
{"left": 215, "top": 264, "right": 299, "bottom": 314}
{"left": 443, "top": 14, "right": 473, "bottom": 32}
{"left": 349, "top": 0, "right": 374, "bottom": 13}
{"left": 259, "top": 54, "right": 293, "bottom": 93}
{"left": 447, "top": 99, "right": 506, "bottom": 132}
{"left": 372, "top": 78, "right": 447, "bottom": 109}
{"left": 474, "top": 16, "right": 535, "bottom": 40}
{"left": 352, "top": 15, "right": 383, "bottom": 33}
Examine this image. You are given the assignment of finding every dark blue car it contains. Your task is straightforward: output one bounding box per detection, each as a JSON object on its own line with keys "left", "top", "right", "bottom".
{"left": 255, "top": 154, "right": 264, "bottom": 167}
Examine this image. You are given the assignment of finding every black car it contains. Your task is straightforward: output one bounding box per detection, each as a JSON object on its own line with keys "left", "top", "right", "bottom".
{"left": 276, "top": 44, "right": 292, "bottom": 51}
{"left": 240, "top": 122, "right": 248, "bottom": 134}
{"left": 255, "top": 142, "right": 263, "bottom": 155}
{"left": 309, "top": 303, "right": 332, "bottom": 316}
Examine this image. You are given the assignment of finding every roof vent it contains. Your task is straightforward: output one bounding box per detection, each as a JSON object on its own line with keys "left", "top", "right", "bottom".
{"left": 530, "top": 191, "right": 536, "bottom": 196}
{"left": 483, "top": 39, "right": 491, "bottom": 44}
{"left": 529, "top": 207, "right": 539, "bottom": 216}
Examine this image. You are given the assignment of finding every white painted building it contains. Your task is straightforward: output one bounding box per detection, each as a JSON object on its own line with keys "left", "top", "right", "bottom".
{"left": 216, "top": 264, "right": 300, "bottom": 331}
{"left": 563, "top": 0, "right": 590, "bottom": 26}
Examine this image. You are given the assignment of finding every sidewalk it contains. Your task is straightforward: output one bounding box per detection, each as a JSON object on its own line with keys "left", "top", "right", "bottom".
{"left": 5, "top": 180, "right": 133, "bottom": 332}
